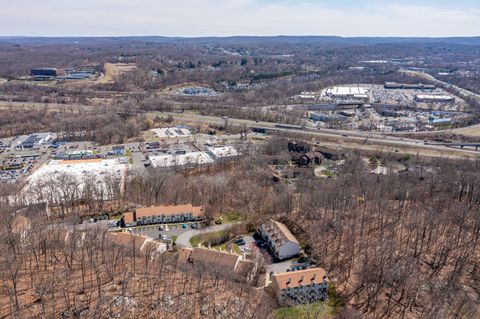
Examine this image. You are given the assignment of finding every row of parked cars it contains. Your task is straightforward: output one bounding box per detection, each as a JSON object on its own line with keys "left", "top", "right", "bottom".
{"left": 0, "top": 156, "right": 38, "bottom": 182}
{"left": 158, "top": 222, "right": 200, "bottom": 231}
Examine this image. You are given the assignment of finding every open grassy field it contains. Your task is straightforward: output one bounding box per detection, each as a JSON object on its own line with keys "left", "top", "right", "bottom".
{"left": 0, "top": 100, "right": 93, "bottom": 111}
{"left": 450, "top": 124, "right": 480, "bottom": 137}
{"left": 275, "top": 301, "right": 334, "bottom": 319}
{"left": 189, "top": 230, "right": 228, "bottom": 247}
{"left": 98, "top": 62, "right": 137, "bottom": 84}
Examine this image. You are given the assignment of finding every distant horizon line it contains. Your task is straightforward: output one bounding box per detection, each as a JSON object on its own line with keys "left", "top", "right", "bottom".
{"left": 0, "top": 35, "right": 479, "bottom": 39}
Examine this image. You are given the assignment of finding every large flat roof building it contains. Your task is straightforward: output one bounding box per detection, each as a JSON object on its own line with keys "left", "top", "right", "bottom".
{"left": 148, "top": 151, "right": 214, "bottom": 169}
{"left": 207, "top": 145, "right": 239, "bottom": 161}
{"left": 326, "top": 86, "right": 366, "bottom": 97}
{"left": 385, "top": 82, "right": 436, "bottom": 90}
{"left": 324, "top": 86, "right": 369, "bottom": 102}
{"left": 151, "top": 127, "right": 192, "bottom": 139}
{"left": 31, "top": 68, "right": 57, "bottom": 77}
{"left": 17, "top": 133, "right": 52, "bottom": 149}
{"left": 26, "top": 158, "right": 128, "bottom": 204}
{"left": 415, "top": 94, "right": 455, "bottom": 103}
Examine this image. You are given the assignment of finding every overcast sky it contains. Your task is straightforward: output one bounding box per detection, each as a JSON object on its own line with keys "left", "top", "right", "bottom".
{"left": 1, "top": 0, "right": 479, "bottom": 37}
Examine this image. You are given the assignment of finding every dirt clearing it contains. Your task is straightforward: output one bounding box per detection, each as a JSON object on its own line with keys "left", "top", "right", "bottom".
{"left": 97, "top": 63, "right": 137, "bottom": 84}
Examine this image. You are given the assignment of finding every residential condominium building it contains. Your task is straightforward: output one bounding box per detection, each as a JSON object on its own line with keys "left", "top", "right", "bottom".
{"left": 107, "top": 232, "right": 167, "bottom": 259}
{"left": 178, "top": 247, "right": 257, "bottom": 283}
{"left": 271, "top": 268, "right": 328, "bottom": 306}
{"left": 122, "top": 204, "right": 205, "bottom": 227}
{"left": 258, "top": 220, "right": 301, "bottom": 260}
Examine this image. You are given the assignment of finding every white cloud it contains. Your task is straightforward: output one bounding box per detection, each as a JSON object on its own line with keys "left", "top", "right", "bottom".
{"left": 0, "top": 0, "right": 478, "bottom": 36}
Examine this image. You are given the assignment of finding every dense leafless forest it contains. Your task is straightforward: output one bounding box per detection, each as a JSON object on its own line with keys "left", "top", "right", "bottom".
{"left": 2, "top": 140, "right": 480, "bottom": 318}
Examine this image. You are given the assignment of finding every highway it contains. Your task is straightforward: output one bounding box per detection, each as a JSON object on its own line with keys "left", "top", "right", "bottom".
{"left": 159, "top": 112, "right": 480, "bottom": 158}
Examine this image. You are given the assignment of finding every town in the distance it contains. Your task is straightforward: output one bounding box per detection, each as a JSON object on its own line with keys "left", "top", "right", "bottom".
{"left": 1, "top": 35, "right": 480, "bottom": 319}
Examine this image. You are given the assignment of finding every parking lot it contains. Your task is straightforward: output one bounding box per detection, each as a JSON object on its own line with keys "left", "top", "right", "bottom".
{"left": 128, "top": 222, "right": 203, "bottom": 241}
{"left": 251, "top": 233, "right": 312, "bottom": 276}
{"left": 0, "top": 154, "right": 43, "bottom": 182}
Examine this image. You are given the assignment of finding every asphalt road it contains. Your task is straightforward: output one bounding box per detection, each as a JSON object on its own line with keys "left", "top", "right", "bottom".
{"left": 159, "top": 112, "right": 480, "bottom": 157}
{"left": 176, "top": 223, "right": 240, "bottom": 248}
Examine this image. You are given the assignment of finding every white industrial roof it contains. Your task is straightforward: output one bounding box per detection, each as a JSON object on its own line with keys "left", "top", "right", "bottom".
{"left": 207, "top": 146, "right": 239, "bottom": 158}
{"left": 151, "top": 127, "right": 192, "bottom": 138}
{"left": 326, "top": 86, "right": 366, "bottom": 96}
{"left": 149, "top": 152, "right": 214, "bottom": 168}
{"left": 25, "top": 158, "right": 129, "bottom": 203}
{"left": 416, "top": 95, "right": 453, "bottom": 100}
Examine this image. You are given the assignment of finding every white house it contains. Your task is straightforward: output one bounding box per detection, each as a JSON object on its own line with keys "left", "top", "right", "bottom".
{"left": 258, "top": 220, "right": 301, "bottom": 260}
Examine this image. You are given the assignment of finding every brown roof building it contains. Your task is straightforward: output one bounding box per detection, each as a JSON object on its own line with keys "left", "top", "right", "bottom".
{"left": 122, "top": 204, "right": 205, "bottom": 227}
{"left": 178, "top": 247, "right": 257, "bottom": 283}
{"left": 123, "top": 212, "right": 135, "bottom": 226}
{"left": 107, "top": 232, "right": 167, "bottom": 258}
{"left": 271, "top": 268, "right": 328, "bottom": 306}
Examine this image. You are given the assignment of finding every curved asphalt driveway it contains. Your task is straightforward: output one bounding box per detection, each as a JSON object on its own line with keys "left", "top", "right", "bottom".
{"left": 176, "top": 223, "right": 240, "bottom": 248}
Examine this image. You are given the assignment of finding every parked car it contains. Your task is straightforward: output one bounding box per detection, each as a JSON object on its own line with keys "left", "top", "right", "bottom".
{"left": 214, "top": 218, "right": 223, "bottom": 225}
{"left": 108, "top": 221, "right": 118, "bottom": 228}
{"left": 235, "top": 238, "right": 246, "bottom": 246}
{"left": 158, "top": 225, "right": 164, "bottom": 231}
{"left": 191, "top": 223, "right": 197, "bottom": 229}
{"left": 161, "top": 234, "right": 168, "bottom": 241}
{"left": 240, "top": 246, "right": 251, "bottom": 253}
{"left": 181, "top": 224, "right": 187, "bottom": 229}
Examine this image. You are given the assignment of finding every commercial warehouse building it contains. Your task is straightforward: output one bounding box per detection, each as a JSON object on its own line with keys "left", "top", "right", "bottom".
{"left": 206, "top": 145, "right": 239, "bottom": 161}
{"left": 26, "top": 158, "right": 129, "bottom": 203}
{"left": 415, "top": 94, "right": 455, "bottom": 103}
{"left": 385, "top": 82, "right": 436, "bottom": 90}
{"left": 148, "top": 151, "right": 214, "bottom": 169}
{"left": 31, "top": 68, "right": 57, "bottom": 77}
{"left": 16, "top": 133, "right": 52, "bottom": 149}
{"left": 309, "top": 112, "right": 347, "bottom": 123}
{"left": 151, "top": 127, "right": 192, "bottom": 139}
{"left": 324, "top": 86, "right": 369, "bottom": 101}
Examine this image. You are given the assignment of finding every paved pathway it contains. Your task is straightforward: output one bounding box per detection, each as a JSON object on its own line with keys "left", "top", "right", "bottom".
{"left": 176, "top": 223, "right": 239, "bottom": 248}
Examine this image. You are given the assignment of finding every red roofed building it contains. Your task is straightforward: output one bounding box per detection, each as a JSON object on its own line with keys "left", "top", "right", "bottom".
{"left": 121, "top": 204, "right": 205, "bottom": 227}
{"left": 271, "top": 268, "right": 328, "bottom": 306}
{"left": 178, "top": 247, "right": 257, "bottom": 283}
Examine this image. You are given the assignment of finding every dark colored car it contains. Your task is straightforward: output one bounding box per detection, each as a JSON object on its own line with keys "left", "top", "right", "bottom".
{"left": 235, "top": 238, "right": 246, "bottom": 246}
